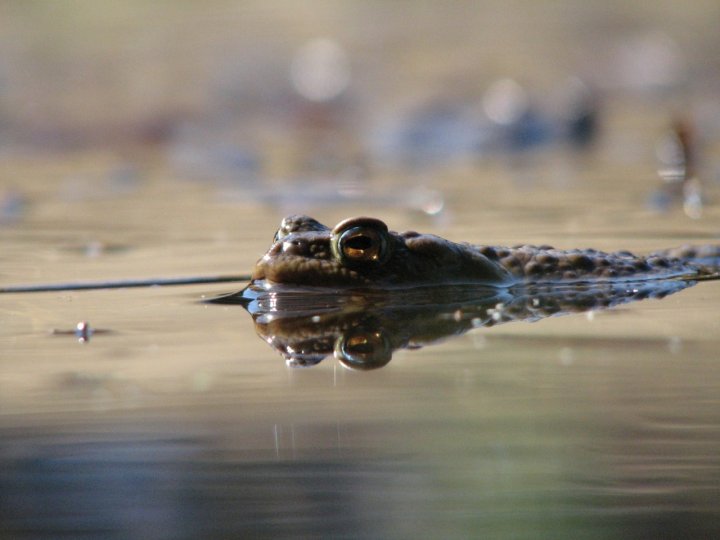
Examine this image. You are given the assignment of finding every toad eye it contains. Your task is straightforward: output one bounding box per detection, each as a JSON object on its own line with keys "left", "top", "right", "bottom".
{"left": 331, "top": 225, "right": 388, "bottom": 265}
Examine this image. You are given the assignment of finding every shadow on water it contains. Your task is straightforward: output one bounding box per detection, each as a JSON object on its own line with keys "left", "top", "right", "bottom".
{"left": 0, "top": 439, "right": 424, "bottom": 540}
{"left": 210, "top": 278, "right": 698, "bottom": 370}
{"left": 2, "top": 433, "right": 717, "bottom": 540}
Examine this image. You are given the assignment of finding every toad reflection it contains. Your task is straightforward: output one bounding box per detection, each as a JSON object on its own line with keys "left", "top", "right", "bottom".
{"left": 212, "top": 279, "right": 696, "bottom": 370}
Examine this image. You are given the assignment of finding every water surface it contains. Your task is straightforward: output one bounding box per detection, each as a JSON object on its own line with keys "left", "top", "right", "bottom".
{"left": 2, "top": 154, "right": 720, "bottom": 539}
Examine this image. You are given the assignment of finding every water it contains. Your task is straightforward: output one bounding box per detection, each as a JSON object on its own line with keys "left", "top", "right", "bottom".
{"left": 2, "top": 152, "right": 719, "bottom": 538}
{"left": 2, "top": 3, "right": 720, "bottom": 538}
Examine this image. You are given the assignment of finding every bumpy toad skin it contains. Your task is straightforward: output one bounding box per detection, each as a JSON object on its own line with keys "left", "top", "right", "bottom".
{"left": 251, "top": 215, "right": 718, "bottom": 288}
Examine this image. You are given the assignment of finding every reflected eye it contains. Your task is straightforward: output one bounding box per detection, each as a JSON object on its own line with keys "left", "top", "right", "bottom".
{"left": 332, "top": 226, "right": 387, "bottom": 265}
{"left": 334, "top": 328, "right": 392, "bottom": 370}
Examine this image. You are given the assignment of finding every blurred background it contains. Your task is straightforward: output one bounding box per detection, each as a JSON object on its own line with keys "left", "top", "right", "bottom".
{"left": 3, "top": 2, "right": 720, "bottom": 539}
{"left": 2, "top": 1, "right": 720, "bottom": 205}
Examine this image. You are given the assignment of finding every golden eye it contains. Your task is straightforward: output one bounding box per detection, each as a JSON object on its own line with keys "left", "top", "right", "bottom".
{"left": 330, "top": 217, "right": 391, "bottom": 266}
{"left": 332, "top": 226, "right": 386, "bottom": 264}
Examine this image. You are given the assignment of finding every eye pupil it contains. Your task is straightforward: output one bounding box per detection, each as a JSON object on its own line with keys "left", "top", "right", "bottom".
{"left": 345, "top": 235, "right": 373, "bottom": 251}
{"left": 342, "top": 231, "right": 380, "bottom": 260}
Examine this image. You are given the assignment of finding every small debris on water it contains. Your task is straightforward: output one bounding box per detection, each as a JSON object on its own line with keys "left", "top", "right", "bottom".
{"left": 50, "top": 321, "right": 110, "bottom": 343}
{"left": 76, "top": 321, "right": 92, "bottom": 342}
